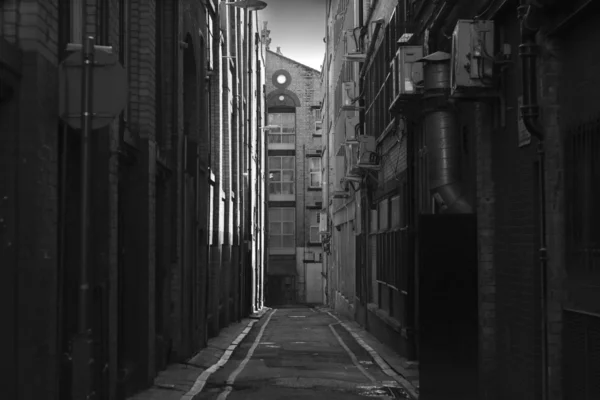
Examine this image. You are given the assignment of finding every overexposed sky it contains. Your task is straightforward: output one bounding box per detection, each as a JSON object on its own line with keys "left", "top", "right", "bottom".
{"left": 258, "top": 0, "right": 327, "bottom": 71}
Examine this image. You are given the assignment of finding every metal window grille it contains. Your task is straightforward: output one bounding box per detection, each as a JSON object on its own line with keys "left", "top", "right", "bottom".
{"left": 565, "top": 116, "right": 600, "bottom": 278}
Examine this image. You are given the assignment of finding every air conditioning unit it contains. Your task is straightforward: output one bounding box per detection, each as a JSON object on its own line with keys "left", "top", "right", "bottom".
{"left": 356, "top": 135, "right": 380, "bottom": 170}
{"left": 315, "top": 120, "right": 323, "bottom": 136}
{"left": 343, "top": 30, "right": 367, "bottom": 63}
{"left": 345, "top": 141, "right": 360, "bottom": 177}
{"left": 392, "top": 46, "right": 424, "bottom": 98}
{"left": 450, "top": 20, "right": 495, "bottom": 95}
{"left": 305, "top": 252, "right": 315, "bottom": 262}
{"left": 344, "top": 30, "right": 360, "bottom": 53}
{"left": 341, "top": 82, "right": 360, "bottom": 111}
{"left": 345, "top": 115, "right": 360, "bottom": 142}
{"left": 319, "top": 211, "right": 327, "bottom": 233}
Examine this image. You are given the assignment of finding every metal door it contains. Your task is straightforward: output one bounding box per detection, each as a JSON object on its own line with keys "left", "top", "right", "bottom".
{"left": 418, "top": 214, "right": 478, "bottom": 400}
{"left": 305, "top": 263, "right": 323, "bottom": 304}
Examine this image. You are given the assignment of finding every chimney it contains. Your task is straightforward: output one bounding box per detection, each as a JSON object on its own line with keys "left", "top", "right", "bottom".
{"left": 276, "top": 46, "right": 282, "bottom": 55}
{"left": 261, "top": 21, "right": 271, "bottom": 50}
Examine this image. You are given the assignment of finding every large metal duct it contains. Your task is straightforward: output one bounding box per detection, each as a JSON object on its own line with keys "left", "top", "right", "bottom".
{"left": 421, "top": 52, "right": 472, "bottom": 214}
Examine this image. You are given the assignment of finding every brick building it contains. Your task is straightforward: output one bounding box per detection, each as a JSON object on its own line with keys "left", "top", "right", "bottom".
{"left": 0, "top": 0, "right": 267, "bottom": 399}
{"left": 263, "top": 42, "right": 324, "bottom": 306}
{"left": 321, "top": 0, "right": 598, "bottom": 399}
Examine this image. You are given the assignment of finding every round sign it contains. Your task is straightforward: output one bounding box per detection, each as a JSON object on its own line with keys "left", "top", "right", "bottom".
{"left": 59, "top": 48, "right": 127, "bottom": 130}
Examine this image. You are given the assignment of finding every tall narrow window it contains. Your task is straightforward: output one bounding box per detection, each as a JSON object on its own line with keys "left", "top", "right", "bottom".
{"left": 120, "top": 0, "right": 130, "bottom": 124}
{"left": 70, "top": 0, "right": 82, "bottom": 43}
{"left": 310, "top": 211, "right": 321, "bottom": 243}
{"left": 269, "top": 208, "right": 295, "bottom": 253}
{"left": 269, "top": 156, "right": 295, "bottom": 195}
{"left": 308, "top": 157, "right": 322, "bottom": 189}
{"left": 268, "top": 112, "right": 296, "bottom": 145}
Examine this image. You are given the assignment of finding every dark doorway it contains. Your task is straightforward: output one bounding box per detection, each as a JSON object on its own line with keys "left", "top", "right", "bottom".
{"left": 418, "top": 214, "right": 478, "bottom": 400}
{"left": 265, "top": 275, "right": 296, "bottom": 306}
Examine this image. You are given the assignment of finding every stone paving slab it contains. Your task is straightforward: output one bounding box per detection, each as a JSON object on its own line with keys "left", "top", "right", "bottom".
{"left": 127, "top": 310, "right": 269, "bottom": 400}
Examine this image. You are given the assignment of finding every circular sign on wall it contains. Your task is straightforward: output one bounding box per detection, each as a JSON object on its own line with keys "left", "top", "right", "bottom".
{"left": 59, "top": 48, "right": 127, "bottom": 130}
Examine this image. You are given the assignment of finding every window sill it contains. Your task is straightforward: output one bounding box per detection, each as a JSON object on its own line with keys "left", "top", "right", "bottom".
{"left": 307, "top": 187, "right": 322, "bottom": 191}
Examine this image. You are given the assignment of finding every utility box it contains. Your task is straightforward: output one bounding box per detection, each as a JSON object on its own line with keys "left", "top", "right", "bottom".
{"left": 450, "top": 20, "right": 495, "bottom": 95}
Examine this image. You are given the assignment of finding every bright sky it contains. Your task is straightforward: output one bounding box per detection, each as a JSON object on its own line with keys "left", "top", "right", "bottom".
{"left": 258, "top": 0, "right": 327, "bottom": 71}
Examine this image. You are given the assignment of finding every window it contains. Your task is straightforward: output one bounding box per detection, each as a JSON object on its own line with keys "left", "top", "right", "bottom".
{"left": 308, "top": 157, "right": 322, "bottom": 188}
{"left": 269, "top": 208, "right": 295, "bottom": 249}
{"left": 310, "top": 211, "right": 321, "bottom": 243}
{"left": 70, "top": 0, "right": 83, "bottom": 43}
{"left": 119, "top": 0, "right": 130, "bottom": 124}
{"left": 276, "top": 74, "right": 287, "bottom": 84}
{"left": 269, "top": 156, "right": 295, "bottom": 195}
{"left": 268, "top": 112, "right": 296, "bottom": 144}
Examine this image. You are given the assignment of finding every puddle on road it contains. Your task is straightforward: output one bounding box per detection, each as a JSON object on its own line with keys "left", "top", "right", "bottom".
{"left": 356, "top": 383, "right": 410, "bottom": 399}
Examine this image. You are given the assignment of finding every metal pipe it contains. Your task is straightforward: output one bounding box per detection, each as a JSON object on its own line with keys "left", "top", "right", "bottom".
{"left": 422, "top": 58, "right": 472, "bottom": 214}
{"left": 518, "top": 2, "right": 548, "bottom": 399}
{"left": 72, "top": 34, "right": 95, "bottom": 400}
{"left": 78, "top": 36, "right": 94, "bottom": 335}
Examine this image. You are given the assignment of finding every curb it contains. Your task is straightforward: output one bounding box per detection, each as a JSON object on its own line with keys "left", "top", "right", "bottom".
{"left": 322, "top": 308, "right": 419, "bottom": 400}
{"left": 180, "top": 307, "right": 272, "bottom": 400}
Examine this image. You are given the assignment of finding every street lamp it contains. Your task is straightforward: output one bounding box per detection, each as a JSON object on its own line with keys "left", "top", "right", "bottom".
{"left": 222, "top": 0, "right": 268, "bottom": 11}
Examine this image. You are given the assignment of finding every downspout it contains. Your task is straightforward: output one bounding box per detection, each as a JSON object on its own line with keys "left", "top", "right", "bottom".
{"left": 324, "top": 0, "right": 331, "bottom": 306}
{"left": 518, "top": 2, "right": 548, "bottom": 399}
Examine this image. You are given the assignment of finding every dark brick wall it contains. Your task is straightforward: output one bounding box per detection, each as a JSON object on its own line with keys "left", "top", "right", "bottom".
{"left": 0, "top": 0, "right": 266, "bottom": 399}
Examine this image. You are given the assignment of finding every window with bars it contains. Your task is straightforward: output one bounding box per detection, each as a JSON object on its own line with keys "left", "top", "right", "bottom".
{"left": 269, "top": 156, "right": 295, "bottom": 195}
{"left": 269, "top": 207, "right": 295, "bottom": 251}
{"left": 308, "top": 157, "right": 322, "bottom": 189}
{"left": 309, "top": 210, "right": 321, "bottom": 244}
{"left": 119, "top": 0, "right": 130, "bottom": 124}
{"left": 70, "top": 0, "right": 82, "bottom": 43}
{"left": 375, "top": 190, "right": 408, "bottom": 297}
{"left": 364, "top": 7, "right": 404, "bottom": 140}
{"left": 268, "top": 112, "right": 296, "bottom": 145}
{"left": 566, "top": 117, "right": 600, "bottom": 278}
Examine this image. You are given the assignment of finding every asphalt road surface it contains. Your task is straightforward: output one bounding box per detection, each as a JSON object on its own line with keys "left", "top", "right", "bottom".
{"left": 195, "top": 306, "right": 411, "bottom": 400}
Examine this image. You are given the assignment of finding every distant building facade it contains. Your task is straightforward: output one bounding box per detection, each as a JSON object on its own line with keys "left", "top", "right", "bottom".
{"left": 264, "top": 44, "right": 324, "bottom": 306}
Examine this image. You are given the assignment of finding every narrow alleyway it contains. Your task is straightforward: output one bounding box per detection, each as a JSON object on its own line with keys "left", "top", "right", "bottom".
{"left": 194, "top": 307, "right": 411, "bottom": 399}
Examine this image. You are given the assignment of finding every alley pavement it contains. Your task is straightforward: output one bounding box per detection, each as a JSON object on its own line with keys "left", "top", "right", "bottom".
{"left": 129, "top": 306, "right": 418, "bottom": 400}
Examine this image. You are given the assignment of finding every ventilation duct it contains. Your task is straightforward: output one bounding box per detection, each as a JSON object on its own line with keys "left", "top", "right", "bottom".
{"left": 420, "top": 52, "right": 472, "bottom": 214}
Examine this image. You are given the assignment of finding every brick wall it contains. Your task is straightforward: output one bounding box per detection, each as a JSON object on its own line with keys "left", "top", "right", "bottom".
{"left": 0, "top": 1, "right": 61, "bottom": 398}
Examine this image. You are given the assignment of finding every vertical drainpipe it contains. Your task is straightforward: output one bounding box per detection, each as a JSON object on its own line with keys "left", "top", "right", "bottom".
{"left": 356, "top": 0, "right": 368, "bottom": 323}
{"left": 518, "top": 1, "right": 548, "bottom": 399}
{"left": 324, "top": 0, "right": 331, "bottom": 306}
